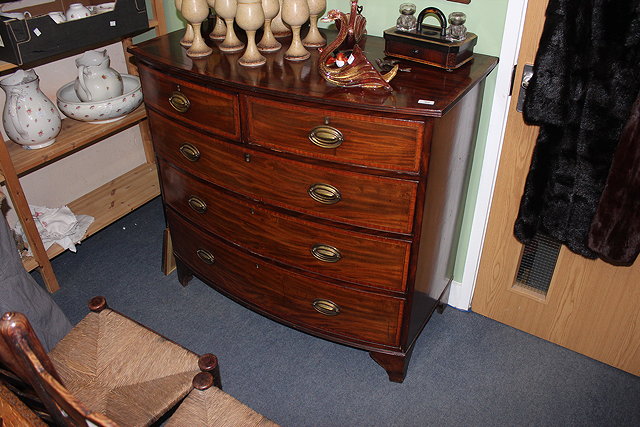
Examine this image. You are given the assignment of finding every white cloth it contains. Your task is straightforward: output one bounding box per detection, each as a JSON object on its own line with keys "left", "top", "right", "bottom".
{"left": 14, "top": 205, "right": 94, "bottom": 255}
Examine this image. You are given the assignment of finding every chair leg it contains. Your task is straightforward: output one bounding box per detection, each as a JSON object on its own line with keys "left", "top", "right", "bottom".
{"left": 197, "top": 354, "right": 222, "bottom": 389}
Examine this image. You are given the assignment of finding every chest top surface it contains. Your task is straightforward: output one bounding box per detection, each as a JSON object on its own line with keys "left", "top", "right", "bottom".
{"left": 130, "top": 30, "right": 497, "bottom": 117}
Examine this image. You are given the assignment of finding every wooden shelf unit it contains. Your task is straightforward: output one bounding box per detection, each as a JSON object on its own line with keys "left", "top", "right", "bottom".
{"left": 20, "top": 162, "right": 159, "bottom": 272}
{"left": 0, "top": 3, "right": 167, "bottom": 293}
{"left": 1, "top": 106, "right": 147, "bottom": 179}
{"left": 0, "top": 108, "right": 160, "bottom": 292}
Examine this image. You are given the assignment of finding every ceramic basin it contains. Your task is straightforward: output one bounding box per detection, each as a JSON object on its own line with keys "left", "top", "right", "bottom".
{"left": 56, "top": 74, "right": 142, "bottom": 124}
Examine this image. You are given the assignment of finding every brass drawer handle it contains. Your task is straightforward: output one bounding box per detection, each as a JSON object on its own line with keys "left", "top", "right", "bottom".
{"left": 179, "top": 143, "right": 200, "bottom": 162}
{"left": 312, "top": 299, "right": 341, "bottom": 316}
{"left": 308, "top": 183, "right": 341, "bottom": 205}
{"left": 311, "top": 244, "right": 342, "bottom": 263}
{"left": 188, "top": 196, "right": 207, "bottom": 214}
{"left": 196, "top": 249, "right": 215, "bottom": 265}
{"left": 308, "top": 125, "right": 344, "bottom": 149}
{"left": 169, "top": 90, "right": 191, "bottom": 113}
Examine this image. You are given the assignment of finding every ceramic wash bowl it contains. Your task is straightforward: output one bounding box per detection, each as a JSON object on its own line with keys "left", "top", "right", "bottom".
{"left": 56, "top": 74, "right": 142, "bottom": 124}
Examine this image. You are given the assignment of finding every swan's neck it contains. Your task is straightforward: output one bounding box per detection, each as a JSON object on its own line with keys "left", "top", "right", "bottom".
{"left": 324, "top": 12, "right": 349, "bottom": 55}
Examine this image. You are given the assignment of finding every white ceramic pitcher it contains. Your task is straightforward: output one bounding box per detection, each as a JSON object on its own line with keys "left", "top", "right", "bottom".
{"left": 74, "top": 50, "right": 123, "bottom": 102}
{"left": 0, "top": 69, "right": 62, "bottom": 150}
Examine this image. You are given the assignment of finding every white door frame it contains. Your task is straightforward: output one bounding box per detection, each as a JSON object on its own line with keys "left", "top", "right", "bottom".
{"left": 447, "top": 0, "right": 530, "bottom": 310}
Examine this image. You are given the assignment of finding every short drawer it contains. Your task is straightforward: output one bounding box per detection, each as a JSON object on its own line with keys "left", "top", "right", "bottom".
{"left": 150, "top": 111, "right": 418, "bottom": 233}
{"left": 168, "top": 211, "right": 404, "bottom": 346}
{"left": 138, "top": 64, "right": 240, "bottom": 140}
{"left": 245, "top": 96, "right": 424, "bottom": 172}
{"left": 161, "top": 162, "right": 411, "bottom": 291}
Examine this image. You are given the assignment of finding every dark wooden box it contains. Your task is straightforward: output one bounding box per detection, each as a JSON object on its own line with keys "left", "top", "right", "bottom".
{"left": 0, "top": 0, "right": 149, "bottom": 65}
{"left": 383, "top": 26, "right": 477, "bottom": 70}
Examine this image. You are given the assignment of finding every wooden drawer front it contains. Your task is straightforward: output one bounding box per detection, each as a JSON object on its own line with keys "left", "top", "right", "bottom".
{"left": 150, "top": 111, "right": 418, "bottom": 233}
{"left": 245, "top": 96, "right": 423, "bottom": 172}
{"left": 161, "top": 163, "right": 411, "bottom": 291}
{"left": 168, "top": 211, "right": 403, "bottom": 346}
{"left": 139, "top": 64, "right": 240, "bottom": 140}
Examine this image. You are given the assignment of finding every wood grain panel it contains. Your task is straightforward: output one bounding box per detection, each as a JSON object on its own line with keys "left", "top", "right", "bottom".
{"left": 0, "top": 383, "right": 46, "bottom": 426}
{"left": 244, "top": 96, "right": 424, "bottom": 173}
{"left": 473, "top": 0, "right": 640, "bottom": 375}
{"left": 168, "top": 211, "right": 404, "bottom": 346}
{"left": 138, "top": 65, "right": 240, "bottom": 140}
{"left": 160, "top": 162, "right": 411, "bottom": 291}
{"left": 150, "top": 111, "right": 418, "bottom": 233}
{"left": 130, "top": 30, "right": 497, "bottom": 117}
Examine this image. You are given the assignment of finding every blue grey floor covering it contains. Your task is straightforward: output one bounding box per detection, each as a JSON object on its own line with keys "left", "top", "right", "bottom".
{"left": 43, "top": 197, "right": 640, "bottom": 426}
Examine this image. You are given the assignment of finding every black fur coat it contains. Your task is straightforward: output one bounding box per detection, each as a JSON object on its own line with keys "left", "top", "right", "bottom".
{"left": 515, "top": 0, "right": 640, "bottom": 263}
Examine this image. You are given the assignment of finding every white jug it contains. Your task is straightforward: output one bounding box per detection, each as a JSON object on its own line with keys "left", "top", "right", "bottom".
{"left": 74, "top": 50, "right": 123, "bottom": 102}
{"left": 0, "top": 69, "right": 62, "bottom": 150}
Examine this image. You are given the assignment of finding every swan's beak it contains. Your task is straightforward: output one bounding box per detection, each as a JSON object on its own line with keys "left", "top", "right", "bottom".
{"left": 320, "top": 15, "right": 334, "bottom": 23}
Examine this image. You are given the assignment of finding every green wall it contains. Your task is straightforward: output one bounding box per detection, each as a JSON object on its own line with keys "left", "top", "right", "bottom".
{"left": 160, "top": 0, "right": 508, "bottom": 282}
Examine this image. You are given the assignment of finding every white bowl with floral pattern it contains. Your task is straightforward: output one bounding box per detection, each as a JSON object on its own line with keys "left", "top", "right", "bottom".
{"left": 56, "top": 74, "right": 142, "bottom": 124}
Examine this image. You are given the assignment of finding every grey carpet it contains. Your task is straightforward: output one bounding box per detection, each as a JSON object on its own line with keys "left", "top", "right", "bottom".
{"left": 42, "top": 197, "right": 640, "bottom": 426}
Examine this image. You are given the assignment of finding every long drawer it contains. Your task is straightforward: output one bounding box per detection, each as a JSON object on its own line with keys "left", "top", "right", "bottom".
{"left": 167, "top": 211, "right": 404, "bottom": 346}
{"left": 160, "top": 162, "right": 411, "bottom": 291}
{"left": 150, "top": 111, "right": 418, "bottom": 233}
{"left": 244, "top": 96, "right": 424, "bottom": 173}
{"left": 138, "top": 64, "right": 240, "bottom": 141}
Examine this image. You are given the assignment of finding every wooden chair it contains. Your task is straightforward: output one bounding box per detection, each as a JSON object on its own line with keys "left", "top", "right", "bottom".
{"left": 0, "top": 296, "right": 221, "bottom": 426}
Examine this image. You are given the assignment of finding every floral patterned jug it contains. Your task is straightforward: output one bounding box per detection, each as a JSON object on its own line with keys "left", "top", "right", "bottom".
{"left": 0, "top": 69, "right": 61, "bottom": 150}
{"left": 74, "top": 50, "right": 123, "bottom": 102}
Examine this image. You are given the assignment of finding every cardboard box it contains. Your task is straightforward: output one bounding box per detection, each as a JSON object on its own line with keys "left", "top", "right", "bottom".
{"left": 0, "top": 0, "right": 149, "bottom": 65}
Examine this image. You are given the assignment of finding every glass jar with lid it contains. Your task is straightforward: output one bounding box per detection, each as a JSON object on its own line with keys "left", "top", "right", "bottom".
{"left": 396, "top": 3, "right": 417, "bottom": 32}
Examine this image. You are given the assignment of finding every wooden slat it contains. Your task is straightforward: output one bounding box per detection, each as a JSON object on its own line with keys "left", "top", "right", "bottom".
{"left": 151, "top": 0, "right": 168, "bottom": 36}
{"left": 0, "top": 106, "right": 147, "bottom": 182}
{"left": 0, "top": 127, "right": 59, "bottom": 292}
{"left": 0, "top": 60, "right": 18, "bottom": 74}
{"left": 162, "top": 227, "right": 176, "bottom": 275}
{"left": 21, "top": 163, "right": 160, "bottom": 272}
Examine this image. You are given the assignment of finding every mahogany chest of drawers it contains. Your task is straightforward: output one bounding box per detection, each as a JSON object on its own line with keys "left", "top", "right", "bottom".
{"left": 130, "top": 30, "right": 497, "bottom": 382}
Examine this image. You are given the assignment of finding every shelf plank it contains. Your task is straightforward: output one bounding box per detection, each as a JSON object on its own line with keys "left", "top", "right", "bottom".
{"left": 0, "top": 61, "right": 18, "bottom": 74}
{"left": 21, "top": 163, "right": 160, "bottom": 271}
{"left": 0, "top": 105, "right": 148, "bottom": 182}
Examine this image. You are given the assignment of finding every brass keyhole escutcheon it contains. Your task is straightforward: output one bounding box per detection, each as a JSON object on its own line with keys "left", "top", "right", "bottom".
{"left": 312, "top": 299, "right": 341, "bottom": 316}
{"left": 188, "top": 196, "right": 207, "bottom": 214}
{"left": 311, "top": 244, "right": 342, "bottom": 263}
{"left": 169, "top": 90, "right": 190, "bottom": 113}
{"left": 308, "top": 183, "right": 341, "bottom": 205}
{"left": 179, "top": 143, "right": 200, "bottom": 162}
{"left": 308, "top": 125, "right": 344, "bottom": 149}
{"left": 196, "top": 249, "right": 215, "bottom": 265}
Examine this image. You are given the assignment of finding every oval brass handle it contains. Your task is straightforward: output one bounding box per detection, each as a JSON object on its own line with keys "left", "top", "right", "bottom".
{"left": 308, "top": 183, "right": 341, "bottom": 205}
{"left": 179, "top": 143, "right": 200, "bottom": 162}
{"left": 308, "top": 125, "right": 344, "bottom": 149}
{"left": 188, "top": 196, "right": 207, "bottom": 214}
{"left": 311, "top": 244, "right": 342, "bottom": 263}
{"left": 196, "top": 249, "right": 215, "bottom": 265}
{"left": 312, "top": 299, "right": 341, "bottom": 316}
{"left": 169, "top": 91, "right": 190, "bottom": 113}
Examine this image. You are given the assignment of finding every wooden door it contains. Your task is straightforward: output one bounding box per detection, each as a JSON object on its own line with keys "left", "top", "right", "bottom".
{"left": 472, "top": 0, "right": 640, "bottom": 376}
